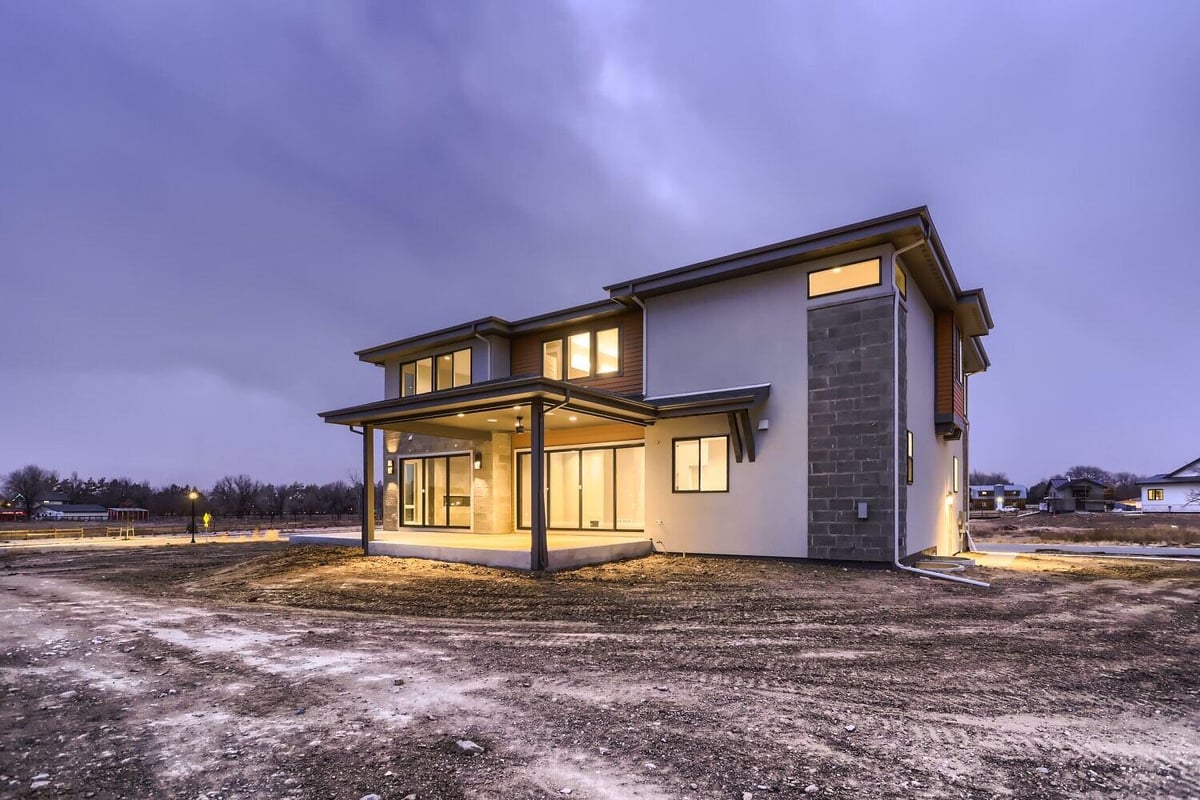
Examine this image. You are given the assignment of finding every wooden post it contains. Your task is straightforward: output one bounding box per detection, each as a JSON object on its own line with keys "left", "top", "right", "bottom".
{"left": 529, "top": 400, "right": 549, "bottom": 571}
{"left": 362, "top": 424, "right": 375, "bottom": 553}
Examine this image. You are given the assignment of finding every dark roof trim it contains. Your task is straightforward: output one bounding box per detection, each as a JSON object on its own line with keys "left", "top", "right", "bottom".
{"left": 319, "top": 379, "right": 769, "bottom": 428}
{"left": 605, "top": 208, "right": 927, "bottom": 298}
{"left": 1136, "top": 474, "right": 1200, "bottom": 485}
{"left": 354, "top": 299, "right": 627, "bottom": 365}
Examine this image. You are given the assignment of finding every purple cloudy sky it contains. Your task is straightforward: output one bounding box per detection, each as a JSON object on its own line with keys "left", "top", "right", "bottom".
{"left": 2, "top": 1, "right": 1197, "bottom": 488}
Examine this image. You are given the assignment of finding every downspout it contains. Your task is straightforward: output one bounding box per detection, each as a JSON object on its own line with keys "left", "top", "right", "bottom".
{"left": 473, "top": 327, "right": 492, "bottom": 378}
{"left": 891, "top": 251, "right": 989, "bottom": 588}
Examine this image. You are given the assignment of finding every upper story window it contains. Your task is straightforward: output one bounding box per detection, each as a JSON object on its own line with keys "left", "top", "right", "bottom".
{"left": 895, "top": 263, "right": 907, "bottom": 298}
{"left": 807, "top": 258, "right": 881, "bottom": 299}
{"left": 543, "top": 327, "right": 620, "bottom": 380}
{"left": 401, "top": 348, "right": 471, "bottom": 397}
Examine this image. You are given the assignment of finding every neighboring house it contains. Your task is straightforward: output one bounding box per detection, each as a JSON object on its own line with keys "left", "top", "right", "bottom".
{"left": 1138, "top": 458, "right": 1200, "bottom": 513}
{"left": 319, "top": 207, "right": 994, "bottom": 567}
{"left": 970, "top": 483, "right": 1027, "bottom": 512}
{"left": 32, "top": 504, "right": 110, "bottom": 521}
{"left": 37, "top": 492, "right": 69, "bottom": 507}
{"left": 0, "top": 498, "right": 25, "bottom": 521}
{"left": 1044, "top": 477, "right": 1109, "bottom": 513}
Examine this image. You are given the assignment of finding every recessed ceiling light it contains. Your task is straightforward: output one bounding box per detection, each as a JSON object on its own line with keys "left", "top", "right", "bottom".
{"left": 512, "top": 405, "right": 521, "bottom": 410}
{"left": 456, "top": 412, "right": 465, "bottom": 417}
{"left": 486, "top": 418, "right": 498, "bottom": 423}
{"left": 546, "top": 411, "right": 555, "bottom": 416}
{"left": 568, "top": 415, "right": 578, "bottom": 422}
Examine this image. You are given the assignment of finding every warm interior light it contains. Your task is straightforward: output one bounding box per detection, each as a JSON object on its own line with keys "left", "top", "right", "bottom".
{"left": 568, "top": 415, "right": 578, "bottom": 422}
{"left": 456, "top": 412, "right": 466, "bottom": 417}
{"left": 486, "top": 418, "right": 498, "bottom": 423}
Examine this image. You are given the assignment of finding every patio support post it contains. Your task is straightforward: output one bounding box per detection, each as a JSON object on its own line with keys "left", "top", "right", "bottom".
{"left": 362, "top": 423, "right": 376, "bottom": 554}
{"left": 529, "top": 399, "right": 549, "bottom": 571}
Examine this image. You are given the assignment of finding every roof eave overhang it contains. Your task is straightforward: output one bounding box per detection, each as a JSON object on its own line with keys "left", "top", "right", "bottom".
{"left": 355, "top": 317, "right": 512, "bottom": 365}
{"left": 606, "top": 210, "right": 928, "bottom": 300}
{"left": 319, "top": 377, "right": 658, "bottom": 428}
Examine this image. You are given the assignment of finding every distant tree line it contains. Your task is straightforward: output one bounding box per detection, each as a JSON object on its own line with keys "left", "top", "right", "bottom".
{"left": 970, "top": 465, "right": 1144, "bottom": 503}
{"left": 1, "top": 464, "right": 383, "bottom": 521}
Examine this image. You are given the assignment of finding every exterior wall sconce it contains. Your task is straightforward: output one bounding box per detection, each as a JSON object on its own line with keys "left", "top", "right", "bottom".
{"left": 515, "top": 416, "right": 524, "bottom": 434}
{"left": 473, "top": 451, "right": 483, "bottom": 470}
{"left": 385, "top": 459, "right": 394, "bottom": 476}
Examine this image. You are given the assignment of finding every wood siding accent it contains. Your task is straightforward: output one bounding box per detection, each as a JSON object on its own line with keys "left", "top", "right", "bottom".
{"left": 935, "top": 311, "right": 966, "bottom": 421}
{"left": 512, "top": 422, "right": 644, "bottom": 449}
{"left": 509, "top": 309, "right": 643, "bottom": 396}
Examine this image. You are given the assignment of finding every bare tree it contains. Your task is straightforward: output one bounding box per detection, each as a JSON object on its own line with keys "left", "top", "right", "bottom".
{"left": 3, "top": 465, "right": 60, "bottom": 520}
{"left": 1065, "top": 465, "right": 1113, "bottom": 485}
{"left": 210, "top": 474, "right": 263, "bottom": 518}
{"left": 1185, "top": 488, "right": 1200, "bottom": 508}
{"left": 969, "top": 471, "right": 1010, "bottom": 486}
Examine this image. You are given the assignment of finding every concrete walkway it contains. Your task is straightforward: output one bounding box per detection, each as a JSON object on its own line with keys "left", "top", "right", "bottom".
{"left": 0, "top": 527, "right": 357, "bottom": 554}
{"left": 289, "top": 529, "right": 653, "bottom": 570}
{"left": 971, "top": 542, "right": 1200, "bottom": 559}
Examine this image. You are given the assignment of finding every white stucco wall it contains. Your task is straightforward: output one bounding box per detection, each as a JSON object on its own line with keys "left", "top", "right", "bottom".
{"left": 903, "top": 264, "right": 964, "bottom": 556}
{"left": 1141, "top": 483, "right": 1200, "bottom": 512}
{"left": 643, "top": 264, "right": 809, "bottom": 558}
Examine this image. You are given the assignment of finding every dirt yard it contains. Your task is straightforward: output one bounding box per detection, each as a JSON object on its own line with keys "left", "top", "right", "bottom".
{"left": 1, "top": 544, "right": 1197, "bottom": 799}
{"left": 972, "top": 511, "right": 1200, "bottom": 547}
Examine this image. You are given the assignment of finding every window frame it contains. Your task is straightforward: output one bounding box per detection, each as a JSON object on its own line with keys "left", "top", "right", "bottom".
{"left": 895, "top": 262, "right": 907, "bottom": 299}
{"left": 541, "top": 325, "right": 622, "bottom": 381}
{"left": 671, "top": 435, "right": 730, "bottom": 494}
{"left": 906, "top": 430, "right": 914, "bottom": 485}
{"left": 1147, "top": 488, "right": 1164, "bottom": 501}
{"left": 401, "top": 347, "right": 472, "bottom": 397}
{"left": 807, "top": 257, "right": 883, "bottom": 300}
{"left": 516, "top": 442, "right": 645, "bottom": 531}
{"left": 953, "top": 326, "right": 964, "bottom": 385}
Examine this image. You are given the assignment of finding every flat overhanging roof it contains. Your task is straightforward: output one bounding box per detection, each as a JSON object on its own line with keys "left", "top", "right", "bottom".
{"left": 318, "top": 378, "right": 769, "bottom": 429}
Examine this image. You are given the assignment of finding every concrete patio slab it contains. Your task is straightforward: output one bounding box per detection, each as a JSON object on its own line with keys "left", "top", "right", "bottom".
{"left": 288, "top": 530, "right": 653, "bottom": 570}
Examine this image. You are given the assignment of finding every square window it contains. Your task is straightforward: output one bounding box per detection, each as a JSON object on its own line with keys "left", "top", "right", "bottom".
{"left": 673, "top": 436, "right": 728, "bottom": 492}
{"left": 1147, "top": 488, "right": 1164, "bottom": 501}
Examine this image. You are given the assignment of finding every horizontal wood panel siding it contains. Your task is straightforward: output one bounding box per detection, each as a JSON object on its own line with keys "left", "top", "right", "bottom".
{"left": 512, "top": 422, "right": 645, "bottom": 449}
{"left": 509, "top": 309, "right": 643, "bottom": 396}
{"left": 953, "top": 380, "right": 966, "bottom": 419}
{"left": 935, "top": 311, "right": 954, "bottom": 417}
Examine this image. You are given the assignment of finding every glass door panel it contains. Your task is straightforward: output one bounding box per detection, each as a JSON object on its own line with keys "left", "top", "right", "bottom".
{"left": 448, "top": 455, "right": 471, "bottom": 527}
{"left": 581, "top": 449, "right": 614, "bottom": 529}
{"left": 402, "top": 459, "right": 423, "bottom": 525}
{"left": 616, "top": 447, "right": 644, "bottom": 530}
{"left": 427, "top": 458, "right": 448, "bottom": 527}
{"left": 517, "top": 452, "right": 532, "bottom": 529}
{"left": 548, "top": 450, "right": 580, "bottom": 529}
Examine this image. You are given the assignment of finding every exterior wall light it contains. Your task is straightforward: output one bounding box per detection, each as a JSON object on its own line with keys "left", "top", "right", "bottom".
{"left": 515, "top": 416, "right": 524, "bottom": 434}
{"left": 385, "top": 459, "right": 394, "bottom": 476}
{"left": 473, "top": 451, "right": 483, "bottom": 470}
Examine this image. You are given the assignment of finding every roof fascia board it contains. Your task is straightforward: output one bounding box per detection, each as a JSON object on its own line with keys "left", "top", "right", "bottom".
{"left": 355, "top": 317, "right": 512, "bottom": 364}
{"left": 607, "top": 211, "right": 927, "bottom": 299}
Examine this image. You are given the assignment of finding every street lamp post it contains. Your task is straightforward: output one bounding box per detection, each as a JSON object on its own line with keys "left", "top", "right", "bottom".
{"left": 188, "top": 490, "right": 199, "bottom": 544}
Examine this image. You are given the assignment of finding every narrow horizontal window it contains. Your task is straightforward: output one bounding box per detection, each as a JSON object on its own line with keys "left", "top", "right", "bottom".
{"left": 401, "top": 347, "right": 472, "bottom": 397}
{"left": 808, "top": 258, "right": 881, "bottom": 299}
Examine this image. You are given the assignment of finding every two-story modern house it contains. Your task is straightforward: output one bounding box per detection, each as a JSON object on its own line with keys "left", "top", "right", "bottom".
{"left": 319, "top": 207, "right": 993, "bottom": 569}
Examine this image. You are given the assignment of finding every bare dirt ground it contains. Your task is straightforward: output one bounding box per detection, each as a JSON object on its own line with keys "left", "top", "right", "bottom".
{"left": 972, "top": 512, "right": 1200, "bottom": 547}
{"left": 1, "top": 544, "right": 1198, "bottom": 800}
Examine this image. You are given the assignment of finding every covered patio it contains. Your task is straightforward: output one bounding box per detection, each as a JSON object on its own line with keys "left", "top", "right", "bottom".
{"left": 288, "top": 529, "right": 653, "bottom": 571}
{"left": 318, "top": 376, "right": 766, "bottom": 571}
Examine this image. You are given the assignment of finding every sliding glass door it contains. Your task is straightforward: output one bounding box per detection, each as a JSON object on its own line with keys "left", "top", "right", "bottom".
{"left": 401, "top": 454, "right": 471, "bottom": 528}
{"left": 517, "top": 444, "right": 643, "bottom": 531}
